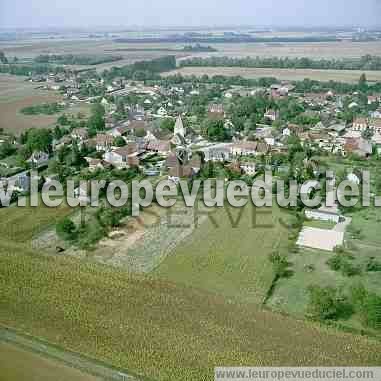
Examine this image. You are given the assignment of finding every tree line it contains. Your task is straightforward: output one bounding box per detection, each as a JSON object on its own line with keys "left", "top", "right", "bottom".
{"left": 160, "top": 72, "right": 381, "bottom": 95}
{"left": 180, "top": 55, "right": 381, "bottom": 71}
{"left": 0, "top": 63, "right": 65, "bottom": 76}
{"left": 34, "top": 54, "right": 123, "bottom": 66}
{"left": 102, "top": 55, "right": 176, "bottom": 81}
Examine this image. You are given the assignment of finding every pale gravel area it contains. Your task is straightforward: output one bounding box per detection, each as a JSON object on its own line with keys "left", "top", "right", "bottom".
{"left": 32, "top": 203, "right": 208, "bottom": 274}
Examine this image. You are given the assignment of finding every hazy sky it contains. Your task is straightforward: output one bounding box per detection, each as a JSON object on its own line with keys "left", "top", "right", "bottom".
{"left": 1, "top": 0, "right": 380, "bottom": 29}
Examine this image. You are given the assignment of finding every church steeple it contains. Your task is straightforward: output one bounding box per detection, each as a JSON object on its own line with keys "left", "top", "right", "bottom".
{"left": 174, "top": 115, "right": 186, "bottom": 137}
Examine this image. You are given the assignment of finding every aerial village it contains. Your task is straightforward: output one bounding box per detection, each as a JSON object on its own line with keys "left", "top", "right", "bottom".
{"left": 1, "top": 60, "right": 381, "bottom": 255}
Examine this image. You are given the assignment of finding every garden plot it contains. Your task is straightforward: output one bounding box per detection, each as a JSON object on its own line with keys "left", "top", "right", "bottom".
{"left": 88, "top": 203, "right": 207, "bottom": 272}
{"left": 32, "top": 201, "right": 208, "bottom": 273}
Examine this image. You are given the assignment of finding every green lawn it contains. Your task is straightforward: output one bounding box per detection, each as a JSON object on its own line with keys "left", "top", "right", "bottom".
{"left": 348, "top": 206, "right": 381, "bottom": 246}
{"left": 304, "top": 219, "right": 336, "bottom": 230}
{"left": 154, "top": 202, "right": 293, "bottom": 304}
{"left": 267, "top": 244, "right": 381, "bottom": 336}
{"left": 267, "top": 248, "right": 348, "bottom": 317}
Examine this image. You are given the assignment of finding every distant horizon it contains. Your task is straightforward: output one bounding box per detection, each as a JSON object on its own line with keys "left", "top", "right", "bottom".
{"left": 1, "top": 0, "right": 380, "bottom": 30}
{"left": 1, "top": 24, "right": 381, "bottom": 32}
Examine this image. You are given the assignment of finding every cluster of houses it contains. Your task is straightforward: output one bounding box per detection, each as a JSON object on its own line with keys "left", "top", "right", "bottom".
{"left": 2, "top": 71, "right": 380, "bottom": 198}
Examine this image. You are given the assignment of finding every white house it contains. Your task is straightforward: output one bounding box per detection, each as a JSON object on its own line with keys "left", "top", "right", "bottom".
{"left": 96, "top": 133, "right": 114, "bottom": 152}
{"left": 264, "top": 109, "right": 279, "bottom": 121}
{"left": 305, "top": 205, "right": 341, "bottom": 224}
{"left": 200, "top": 143, "right": 232, "bottom": 162}
{"left": 157, "top": 107, "right": 167, "bottom": 117}
{"left": 240, "top": 162, "right": 256, "bottom": 176}
{"left": 104, "top": 144, "right": 139, "bottom": 169}
{"left": 27, "top": 151, "right": 49, "bottom": 167}
{"left": 352, "top": 117, "right": 368, "bottom": 131}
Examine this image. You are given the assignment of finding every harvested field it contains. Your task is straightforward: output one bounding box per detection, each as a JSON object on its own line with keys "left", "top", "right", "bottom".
{"left": 0, "top": 40, "right": 188, "bottom": 73}
{"left": 2, "top": 39, "right": 381, "bottom": 69}
{"left": 176, "top": 41, "right": 381, "bottom": 60}
{"left": 0, "top": 74, "right": 61, "bottom": 133}
{"left": 0, "top": 342, "right": 100, "bottom": 381}
{"left": 164, "top": 66, "right": 381, "bottom": 83}
{"left": 0, "top": 74, "right": 90, "bottom": 133}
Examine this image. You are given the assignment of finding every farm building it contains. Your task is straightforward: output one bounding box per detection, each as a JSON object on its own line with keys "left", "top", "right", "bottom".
{"left": 305, "top": 205, "right": 341, "bottom": 224}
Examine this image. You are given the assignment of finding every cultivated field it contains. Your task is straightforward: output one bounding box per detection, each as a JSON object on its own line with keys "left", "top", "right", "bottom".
{"left": 0, "top": 74, "right": 90, "bottom": 134}
{"left": 2, "top": 249, "right": 381, "bottom": 381}
{"left": 1, "top": 203, "right": 381, "bottom": 380}
{"left": 0, "top": 199, "right": 73, "bottom": 245}
{"left": 2, "top": 39, "right": 381, "bottom": 70}
{"left": 155, "top": 202, "right": 292, "bottom": 305}
{"left": 0, "top": 39, "right": 189, "bottom": 73}
{"left": 0, "top": 342, "right": 100, "bottom": 381}
{"left": 164, "top": 66, "right": 381, "bottom": 83}
{"left": 176, "top": 41, "right": 381, "bottom": 60}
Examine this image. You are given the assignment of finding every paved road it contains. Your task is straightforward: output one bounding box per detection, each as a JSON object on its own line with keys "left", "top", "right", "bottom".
{"left": 333, "top": 216, "right": 352, "bottom": 233}
{"left": 0, "top": 327, "right": 145, "bottom": 381}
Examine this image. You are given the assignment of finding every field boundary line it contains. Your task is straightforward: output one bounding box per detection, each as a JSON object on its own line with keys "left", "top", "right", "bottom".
{"left": 0, "top": 324, "right": 153, "bottom": 381}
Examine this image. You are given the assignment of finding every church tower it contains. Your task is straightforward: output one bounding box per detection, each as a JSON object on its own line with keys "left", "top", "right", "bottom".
{"left": 174, "top": 115, "right": 186, "bottom": 137}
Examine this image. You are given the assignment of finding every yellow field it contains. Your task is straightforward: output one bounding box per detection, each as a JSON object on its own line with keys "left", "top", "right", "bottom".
{"left": 164, "top": 66, "right": 381, "bottom": 83}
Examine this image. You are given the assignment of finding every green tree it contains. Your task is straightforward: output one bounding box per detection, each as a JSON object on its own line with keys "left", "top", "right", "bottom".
{"left": 88, "top": 103, "right": 105, "bottom": 135}
{"left": 25, "top": 128, "right": 52, "bottom": 154}
{"left": 204, "top": 119, "right": 231, "bottom": 142}
{"left": 359, "top": 73, "right": 368, "bottom": 93}
{"left": 351, "top": 284, "right": 381, "bottom": 330}
{"left": 57, "top": 114, "right": 69, "bottom": 126}
{"left": 306, "top": 285, "right": 345, "bottom": 321}
{"left": 160, "top": 118, "right": 175, "bottom": 132}
{"left": 0, "top": 141, "right": 16, "bottom": 159}
{"left": 0, "top": 51, "right": 8, "bottom": 64}
{"left": 114, "top": 136, "right": 126, "bottom": 147}
{"left": 56, "top": 218, "right": 77, "bottom": 241}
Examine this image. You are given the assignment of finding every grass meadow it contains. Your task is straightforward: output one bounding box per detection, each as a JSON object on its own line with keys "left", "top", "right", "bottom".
{"left": 154, "top": 202, "right": 291, "bottom": 304}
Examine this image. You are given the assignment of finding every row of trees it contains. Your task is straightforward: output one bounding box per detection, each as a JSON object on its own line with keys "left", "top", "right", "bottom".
{"left": 20, "top": 102, "right": 65, "bottom": 116}
{"left": 0, "top": 63, "right": 65, "bottom": 76}
{"left": 34, "top": 54, "right": 122, "bottom": 66}
{"left": 181, "top": 55, "right": 381, "bottom": 71}
{"left": 162, "top": 73, "right": 381, "bottom": 95}
{"left": 103, "top": 56, "right": 176, "bottom": 82}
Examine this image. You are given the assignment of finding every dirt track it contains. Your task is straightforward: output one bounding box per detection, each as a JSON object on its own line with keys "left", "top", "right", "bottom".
{"left": 0, "top": 327, "right": 142, "bottom": 381}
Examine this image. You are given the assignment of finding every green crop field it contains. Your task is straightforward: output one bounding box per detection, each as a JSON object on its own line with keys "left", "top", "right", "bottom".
{"left": 154, "top": 202, "right": 300, "bottom": 304}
